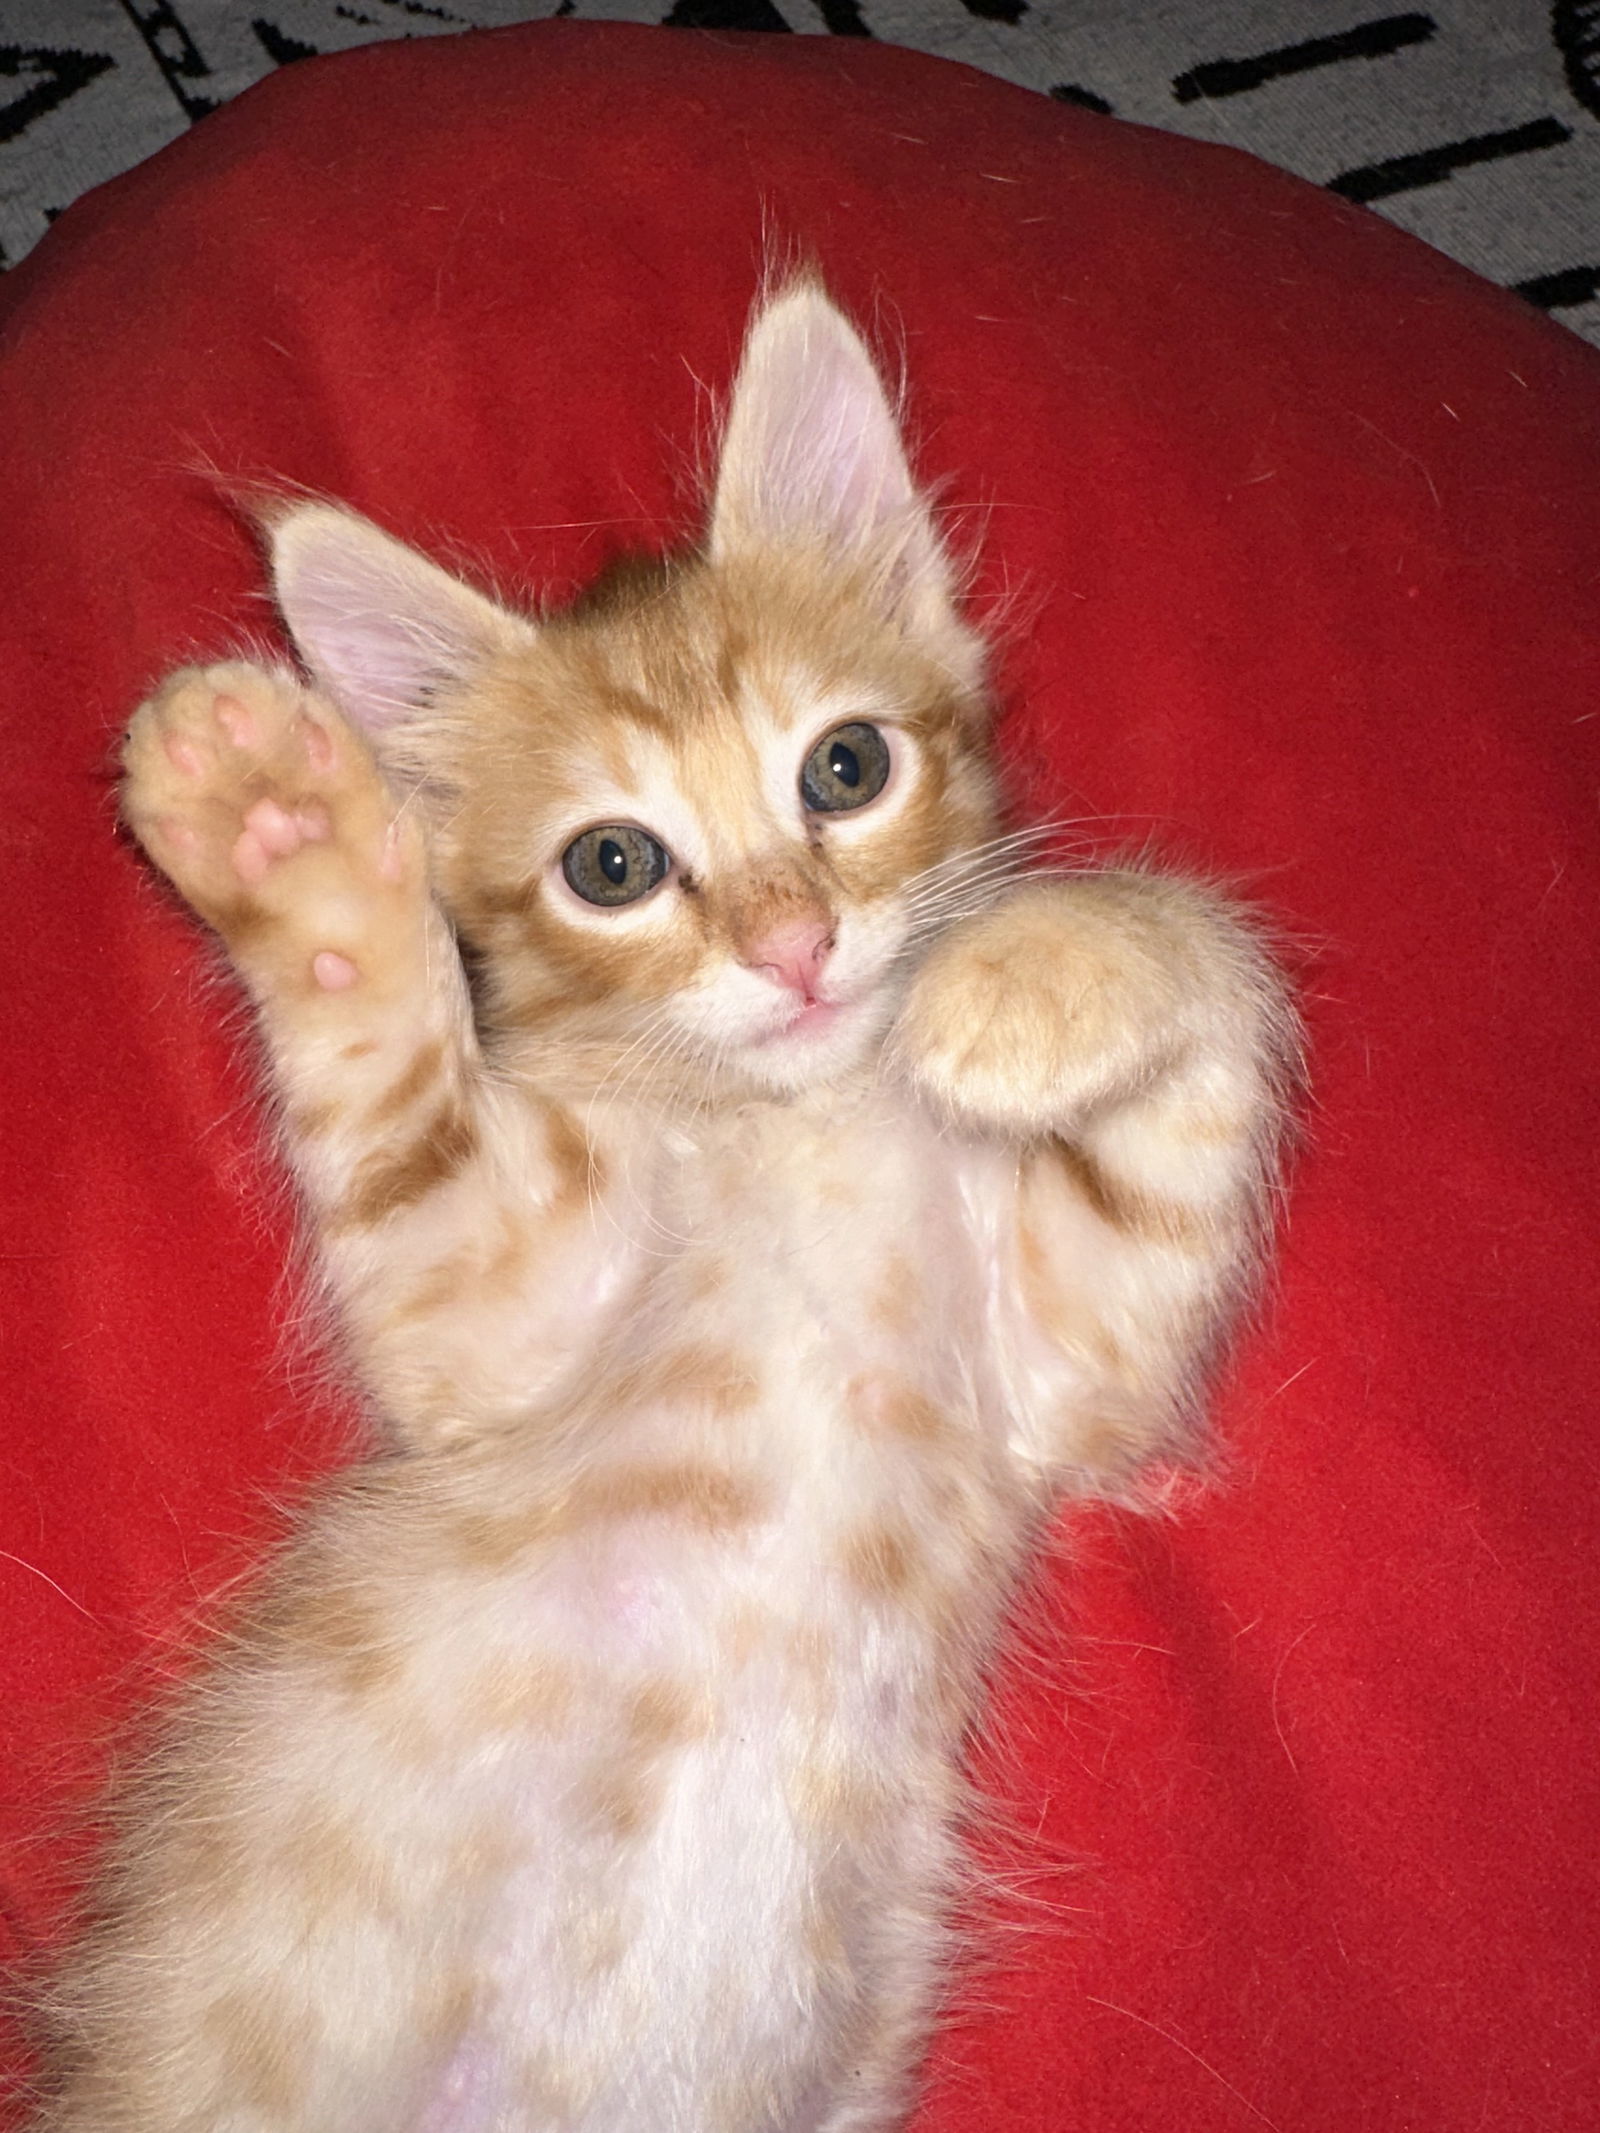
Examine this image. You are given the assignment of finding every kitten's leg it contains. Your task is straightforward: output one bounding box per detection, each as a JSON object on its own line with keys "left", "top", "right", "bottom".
{"left": 122, "top": 662, "right": 606, "bottom": 1442}
{"left": 895, "top": 871, "right": 1295, "bottom": 1482}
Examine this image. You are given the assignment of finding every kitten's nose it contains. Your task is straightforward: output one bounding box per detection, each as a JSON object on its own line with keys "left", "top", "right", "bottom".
{"left": 747, "top": 920, "right": 834, "bottom": 1002}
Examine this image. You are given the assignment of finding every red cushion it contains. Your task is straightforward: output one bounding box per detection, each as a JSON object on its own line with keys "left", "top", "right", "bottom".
{"left": 3, "top": 22, "right": 1597, "bottom": 2130}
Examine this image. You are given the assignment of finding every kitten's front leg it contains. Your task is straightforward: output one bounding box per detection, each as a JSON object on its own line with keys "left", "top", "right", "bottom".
{"left": 122, "top": 663, "right": 605, "bottom": 1443}
{"left": 895, "top": 871, "right": 1293, "bottom": 1482}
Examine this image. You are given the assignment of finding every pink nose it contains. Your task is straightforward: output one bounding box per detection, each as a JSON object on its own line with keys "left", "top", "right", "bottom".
{"left": 746, "top": 920, "right": 833, "bottom": 1001}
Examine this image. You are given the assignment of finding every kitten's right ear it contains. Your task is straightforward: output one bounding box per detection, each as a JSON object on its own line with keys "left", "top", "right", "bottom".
{"left": 267, "top": 503, "right": 533, "bottom": 735}
{"left": 709, "top": 281, "right": 983, "bottom": 694}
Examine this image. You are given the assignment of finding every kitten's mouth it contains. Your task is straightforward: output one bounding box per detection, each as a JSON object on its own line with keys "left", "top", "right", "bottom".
{"left": 754, "top": 996, "right": 843, "bottom": 1047}
{"left": 788, "top": 999, "right": 842, "bottom": 1039}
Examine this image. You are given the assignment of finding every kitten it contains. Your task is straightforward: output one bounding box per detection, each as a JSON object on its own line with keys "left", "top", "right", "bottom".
{"left": 38, "top": 281, "right": 1291, "bottom": 2132}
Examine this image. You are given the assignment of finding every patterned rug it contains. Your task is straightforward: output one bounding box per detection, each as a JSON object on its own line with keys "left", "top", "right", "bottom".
{"left": 3, "top": 2, "right": 1598, "bottom": 347}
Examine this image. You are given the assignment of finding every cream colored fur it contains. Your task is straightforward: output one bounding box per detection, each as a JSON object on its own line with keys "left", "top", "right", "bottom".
{"left": 37, "top": 284, "right": 1293, "bottom": 2133}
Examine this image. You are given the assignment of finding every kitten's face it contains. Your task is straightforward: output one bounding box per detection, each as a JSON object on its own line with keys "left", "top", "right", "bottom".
{"left": 268, "top": 279, "right": 998, "bottom": 1100}
{"left": 433, "top": 553, "right": 997, "bottom": 1097}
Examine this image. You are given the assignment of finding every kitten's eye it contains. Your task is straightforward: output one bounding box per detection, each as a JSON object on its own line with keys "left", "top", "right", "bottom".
{"left": 561, "top": 826, "right": 671, "bottom": 908}
{"left": 800, "top": 722, "right": 891, "bottom": 814}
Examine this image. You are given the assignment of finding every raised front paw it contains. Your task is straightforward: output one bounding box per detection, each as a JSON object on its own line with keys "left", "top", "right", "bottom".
{"left": 122, "top": 662, "right": 426, "bottom": 995}
{"left": 893, "top": 875, "right": 1190, "bottom": 1139}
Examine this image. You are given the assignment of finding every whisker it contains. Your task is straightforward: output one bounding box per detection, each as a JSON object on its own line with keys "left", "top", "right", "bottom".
{"left": 903, "top": 860, "right": 1082, "bottom": 926}
{"left": 904, "top": 819, "right": 1074, "bottom": 887}
{"left": 902, "top": 861, "right": 1084, "bottom": 934}
{"left": 899, "top": 822, "right": 1087, "bottom": 912}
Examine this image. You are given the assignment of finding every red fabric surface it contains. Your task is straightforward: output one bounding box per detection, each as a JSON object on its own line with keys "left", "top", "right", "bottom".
{"left": 3, "top": 22, "right": 1597, "bottom": 2129}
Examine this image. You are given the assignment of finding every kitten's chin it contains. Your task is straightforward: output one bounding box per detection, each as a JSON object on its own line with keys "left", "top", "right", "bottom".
{"left": 732, "top": 991, "right": 891, "bottom": 1096}
{"left": 753, "top": 998, "right": 843, "bottom": 1048}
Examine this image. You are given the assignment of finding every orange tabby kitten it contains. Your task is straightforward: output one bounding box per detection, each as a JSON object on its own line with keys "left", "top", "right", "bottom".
{"left": 39, "top": 283, "right": 1291, "bottom": 2132}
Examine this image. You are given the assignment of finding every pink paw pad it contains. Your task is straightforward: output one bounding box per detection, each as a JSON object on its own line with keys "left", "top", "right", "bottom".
{"left": 212, "top": 693, "right": 259, "bottom": 750}
{"left": 298, "top": 716, "right": 336, "bottom": 773}
{"left": 231, "top": 828, "right": 272, "bottom": 885}
{"left": 162, "top": 732, "right": 205, "bottom": 779}
{"left": 312, "top": 952, "right": 359, "bottom": 992}
{"left": 155, "top": 815, "right": 200, "bottom": 853}
{"left": 245, "top": 799, "right": 302, "bottom": 858}
{"left": 231, "top": 798, "right": 333, "bottom": 884}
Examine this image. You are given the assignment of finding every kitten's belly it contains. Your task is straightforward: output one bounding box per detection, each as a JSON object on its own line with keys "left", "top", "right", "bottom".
{"left": 401, "top": 1565, "right": 958, "bottom": 2133}
{"left": 388, "top": 1098, "right": 1010, "bottom": 2131}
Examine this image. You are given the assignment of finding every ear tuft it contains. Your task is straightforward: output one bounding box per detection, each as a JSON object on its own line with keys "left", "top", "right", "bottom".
{"left": 268, "top": 504, "right": 530, "bottom": 734}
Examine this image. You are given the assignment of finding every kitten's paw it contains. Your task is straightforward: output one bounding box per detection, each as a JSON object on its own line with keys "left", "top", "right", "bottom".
{"left": 893, "top": 878, "right": 1186, "bottom": 1139}
{"left": 122, "top": 662, "right": 425, "bottom": 993}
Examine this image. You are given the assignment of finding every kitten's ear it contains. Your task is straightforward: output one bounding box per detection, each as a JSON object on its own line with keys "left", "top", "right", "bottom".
{"left": 268, "top": 503, "right": 532, "bottom": 734}
{"left": 709, "top": 283, "right": 979, "bottom": 681}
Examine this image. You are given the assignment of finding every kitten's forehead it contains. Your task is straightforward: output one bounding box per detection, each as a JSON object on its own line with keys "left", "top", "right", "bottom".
{"left": 474, "top": 548, "right": 972, "bottom": 891}
{"left": 562, "top": 664, "right": 853, "bottom": 867}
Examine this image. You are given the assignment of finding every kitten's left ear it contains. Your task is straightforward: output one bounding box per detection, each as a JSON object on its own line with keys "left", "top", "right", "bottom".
{"left": 267, "top": 502, "right": 533, "bottom": 736}
{"left": 709, "top": 282, "right": 983, "bottom": 692}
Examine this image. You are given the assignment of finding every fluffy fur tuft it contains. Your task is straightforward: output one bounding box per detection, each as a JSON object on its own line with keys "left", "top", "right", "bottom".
{"left": 37, "top": 281, "right": 1295, "bottom": 2133}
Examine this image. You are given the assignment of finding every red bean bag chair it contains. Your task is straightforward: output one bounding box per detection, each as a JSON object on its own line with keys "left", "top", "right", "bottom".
{"left": 3, "top": 22, "right": 1596, "bottom": 2131}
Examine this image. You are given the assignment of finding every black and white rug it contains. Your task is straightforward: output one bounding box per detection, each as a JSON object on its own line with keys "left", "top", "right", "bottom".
{"left": 3, "top": 3, "right": 1598, "bottom": 345}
